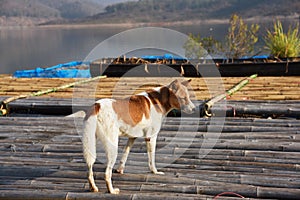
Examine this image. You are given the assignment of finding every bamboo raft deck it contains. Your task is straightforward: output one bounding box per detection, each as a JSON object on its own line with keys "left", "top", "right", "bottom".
{"left": 0, "top": 75, "right": 299, "bottom": 199}
{"left": 0, "top": 116, "right": 300, "bottom": 199}
{"left": 0, "top": 76, "right": 299, "bottom": 100}
{"left": 0, "top": 75, "right": 299, "bottom": 118}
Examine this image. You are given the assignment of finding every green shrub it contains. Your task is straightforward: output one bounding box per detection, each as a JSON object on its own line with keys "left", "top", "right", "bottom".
{"left": 264, "top": 20, "right": 300, "bottom": 58}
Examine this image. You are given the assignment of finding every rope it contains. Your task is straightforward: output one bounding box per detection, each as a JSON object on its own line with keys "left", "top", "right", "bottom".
{"left": 0, "top": 75, "right": 107, "bottom": 116}
{"left": 214, "top": 192, "right": 245, "bottom": 199}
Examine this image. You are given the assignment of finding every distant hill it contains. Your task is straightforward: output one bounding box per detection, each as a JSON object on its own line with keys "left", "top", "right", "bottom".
{"left": 1, "top": 0, "right": 299, "bottom": 26}
{"left": 0, "top": 0, "right": 103, "bottom": 19}
{"left": 84, "top": 0, "right": 300, "bottom": 24}
{"left": 0, "top": 0, "right": 106, "bottom": 26}
{"left": 90, "top": 0, "right": 137, "bottom": 7}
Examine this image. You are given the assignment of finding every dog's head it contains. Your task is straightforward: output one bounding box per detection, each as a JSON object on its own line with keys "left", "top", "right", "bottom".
{"left": 168, "top": 79, "right": 196, "bottom": 114}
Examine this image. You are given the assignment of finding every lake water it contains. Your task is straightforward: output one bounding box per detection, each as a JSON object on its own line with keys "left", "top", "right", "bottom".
{"left": 0, "top": 21, "right": 289, "bottom": 74}
{"left": 0, "top": 26, "right": 128, "bottom": 74}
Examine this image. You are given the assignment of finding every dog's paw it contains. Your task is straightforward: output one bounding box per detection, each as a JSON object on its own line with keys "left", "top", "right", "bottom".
{"left": 151, "top": 168, "right": 165, "bottom": 175}
{"left": 90, "top": 186, "right": 99, "bottom": 192}
{"left": 154, "top": 171, "right": 165, "bottom": 175}
{"left": 116, "top": 167, "right": 124, "bottom": 174}
{"left": 110, "top": 188, "right": 120, "bottom": 194}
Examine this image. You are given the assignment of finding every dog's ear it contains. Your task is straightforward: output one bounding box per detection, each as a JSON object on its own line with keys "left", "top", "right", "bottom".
{"left": 168, "top": 79, "right": 180, "bottom": 92}
{"left": 181, "top": 79, "right": 192, "bottom": 87}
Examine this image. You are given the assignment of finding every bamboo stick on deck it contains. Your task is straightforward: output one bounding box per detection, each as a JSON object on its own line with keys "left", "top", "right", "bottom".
{"left": 203, "top": 74, "right": 258, "bottom": 117}
{"left": 0, "top": 75, "right": 106, "bottom": 116}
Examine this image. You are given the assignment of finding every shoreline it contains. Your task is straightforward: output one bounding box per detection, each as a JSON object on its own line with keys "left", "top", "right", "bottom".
{"left": 0, "top": 15, "right": 298, "bottom": 30}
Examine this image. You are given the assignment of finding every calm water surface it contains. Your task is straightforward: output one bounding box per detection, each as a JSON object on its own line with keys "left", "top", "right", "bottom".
{"left": 0, "top": 26, "right": 128, "bottom": 74}
{"left": 0, "top": 21, "right": 282, "bottom": 74}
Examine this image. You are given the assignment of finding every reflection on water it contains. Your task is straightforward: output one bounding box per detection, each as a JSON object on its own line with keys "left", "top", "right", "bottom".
{"left": 0, "top": 20, "right": 295, "bottom": 74}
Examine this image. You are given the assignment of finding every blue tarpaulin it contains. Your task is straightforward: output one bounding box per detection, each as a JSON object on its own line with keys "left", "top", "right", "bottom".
{"left": 141, "top": 54, "right": 186, "bottom": 60}
{"left": 240, "top": 55, "right": 269, "bottom": 60}
{"left": 13, "top": 61, "right": 91, "bottom": 78}
{"left": 141, "top": 54, "right": 270, "bottom": 61}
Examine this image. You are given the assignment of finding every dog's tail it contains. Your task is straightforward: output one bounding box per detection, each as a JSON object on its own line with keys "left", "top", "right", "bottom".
{"left": 82, "top": 103, "right": 101, "bottom": 168}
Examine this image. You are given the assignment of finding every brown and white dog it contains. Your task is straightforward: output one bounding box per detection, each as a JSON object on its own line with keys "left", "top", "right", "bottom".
{"left": 82, "top": 79, "right": 195, "bottom": 194}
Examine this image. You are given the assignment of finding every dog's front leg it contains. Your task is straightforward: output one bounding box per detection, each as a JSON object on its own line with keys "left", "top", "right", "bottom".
{"left": 117, "top": 137, "right": 136, "bottom": 174}
{"left": 146, "top": 136, "right": 164, "bottom": 175}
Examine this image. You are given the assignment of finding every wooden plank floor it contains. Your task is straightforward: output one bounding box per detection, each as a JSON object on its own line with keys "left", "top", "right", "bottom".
{"left": 0, "top": 116, "right": 300, "bottom": 199}
{"left": 0, "top": 76, "right": 299, "bottom": 100}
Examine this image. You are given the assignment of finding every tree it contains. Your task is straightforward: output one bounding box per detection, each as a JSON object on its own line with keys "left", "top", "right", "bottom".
{"left": 226, "top": 14, "right": 260, "bottom": 59}
{"left": 183, "top": 33, "right": 223, "bottom": 59}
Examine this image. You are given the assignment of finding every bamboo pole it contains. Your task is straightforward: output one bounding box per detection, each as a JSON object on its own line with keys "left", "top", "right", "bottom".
{"left": 0, "top": 75, "right": 106, "bottom": 116}
{"left": 4, "top": 97, "right": 300, "bottom": 118}
{"left": 0, "top": 190, "right": 68, "bottom": 200}
{"left": 203, "top": 74, "right": 258, "bottom": 117}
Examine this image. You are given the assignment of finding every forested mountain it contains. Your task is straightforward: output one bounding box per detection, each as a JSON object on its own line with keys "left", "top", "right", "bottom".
{"left": 0, "top": 0, "right": 299, "bottom": 26}
{"left": 0, "top": 0, "right": 103, "bottom": 19}
{"left": 88, "top": 0, "right": 300, "bottom": 23}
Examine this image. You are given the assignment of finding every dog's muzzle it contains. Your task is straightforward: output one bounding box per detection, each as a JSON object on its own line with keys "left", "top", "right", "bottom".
{"left": 182, "top": 104, "right": 196, "bottom": 114}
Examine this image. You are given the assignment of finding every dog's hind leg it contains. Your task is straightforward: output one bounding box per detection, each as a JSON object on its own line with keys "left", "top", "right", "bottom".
{"left": 87, "top": 160, "right": 98, "bottom": 192}
{"left": 117, "top": 137, "right": 136, "bottom": 174}
{"left": 82, "top": 115, "right": 99, "bottom": 192}
{"left": 104, "top": 137, "right": 120, "bottom": 194}
{"left": 100, "top": 129, "right": 120, "bottom": 194}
